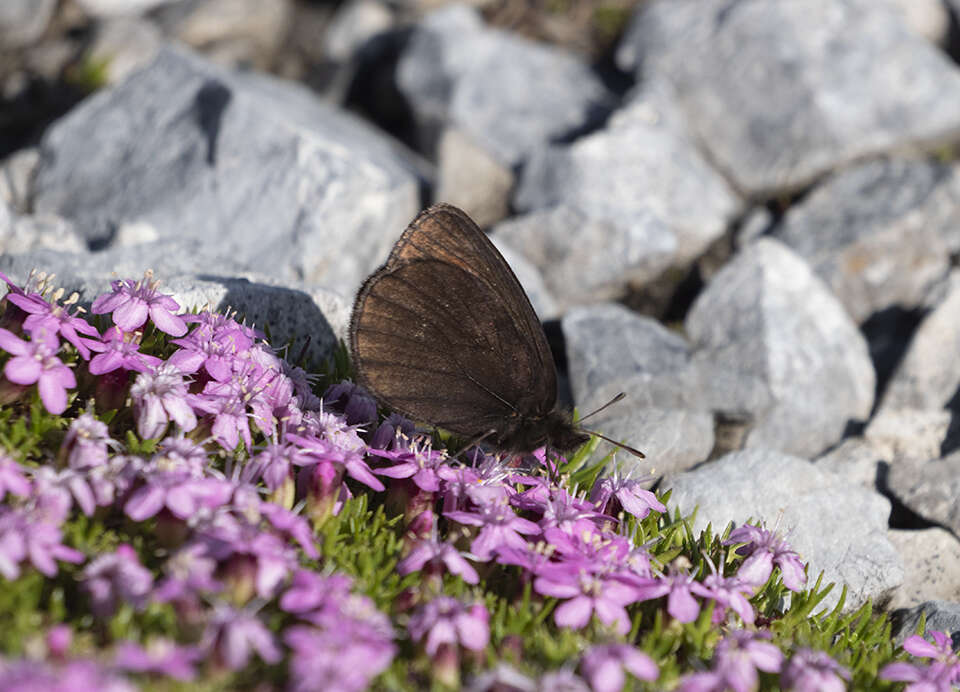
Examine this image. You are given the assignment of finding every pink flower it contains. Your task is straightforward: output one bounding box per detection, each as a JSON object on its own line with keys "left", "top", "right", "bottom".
{"left": 0, "top": 454, "right": 31, "bottom": 500}
{"left": 781, "top": 648, "right": 850, "bottom": 692}
{"left": 445, "top": 500, "right": 540, "bottom": 561}
{"left": 129, "top": 363, "right": 197, "bottom": 439}
{"left": 398, "top": 538, "right": 479, "bottom": 584}
{"left": 590, "top": 470, "right": 665, "bottom": 520}
{"left": 726, "top": 523, "right": 807, "bottom": 592}
{"left": 0, "top": 327, "right": 75, "bottom": 414}
{"left": 5, "top": 286, "right": 99, "bottom": 359}
{"left": 408, "top": 596, "right": 490, "bottom": 656}
{"left": 91, "top": 273, "right": 187, "bottom": 336}
{"left": 87, "top": 326, "right": 163, "bottom": 375}
{"left": 203, "top": 604, "right": 282, "bottom": 670}
{"left": 535, "top": 564, "right": 641, "bottom": 635}
{"left": 581, "top": 644, "right": 659, "bottom": 692}
{"left": 82, "top": 544, "right": 154, "bottom": 617}
{"left": 114, "top": 639, "right": 201, "bottom": 681}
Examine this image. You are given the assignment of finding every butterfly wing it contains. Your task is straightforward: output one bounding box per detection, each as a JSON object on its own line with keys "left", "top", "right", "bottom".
{"left": 350, "top": 204, "right": 557, "bottom": 439}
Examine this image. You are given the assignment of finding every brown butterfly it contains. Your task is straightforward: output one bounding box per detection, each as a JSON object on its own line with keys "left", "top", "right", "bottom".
{"left": 350, "top": 203, "right": 642, "bottom": 457}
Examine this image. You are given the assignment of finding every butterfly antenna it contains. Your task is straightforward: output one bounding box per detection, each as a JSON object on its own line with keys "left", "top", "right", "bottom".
{"left": 577, "top": 392, "right": 627, "bottom": 423}
{"left": 579, "top": 427, "right": 646, "bottom": 459}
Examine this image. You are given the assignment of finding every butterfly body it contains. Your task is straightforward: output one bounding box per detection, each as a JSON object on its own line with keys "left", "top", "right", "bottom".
{"left": 350, "top": 203, "right": 589, "bottom": 454}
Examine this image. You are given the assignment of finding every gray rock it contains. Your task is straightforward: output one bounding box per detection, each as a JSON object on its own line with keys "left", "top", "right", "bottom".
{"left": 323, "top": 0, "right": 394, "bottom": 63}
{"left": 892, "top": 601, "right": 960, "bottom": 645}
{"left": 0, "top": 0, "right": 57, "bottom": 49}
{"left": 85, "top": 16, "right": 164, "bottom": 84}
{"left": 564, "top": 303, "right": 697, "bottom": 412}
{"left": 153, "top": 0, "right": 293, "bottom": 69}
{"left": 0, "top": 247, "right": 347, "bottom": 365}
{"left": 881, "top": 271, "right": 960, "bottom": 411}
{"left": 663, "top": 448, "right": 903, "bottom": 611}
{"left": 563, "top": 303, "right": 713, "bottom": 475}
{"left": 735, "top": 207, "right": 772, "bottom": 249}
{"left": 885, "top": 0, "right": 949, "bottom": 44}
{"left": 864, "top": 408, "right": 952, "bottom": 463}
{"left": 492, "top": 206, "right": 676, "bottom": 311}
{"left": 888, "top": 528, "right": 960, "bottom": 611}
{"left": 31, "top": 45, "right": 421, "bottom": 297}
{"left": 488, "top": 236, "right": 558, "bottom": 321}
{"left": 774, "top": 158, "right": 955, "bottom": 324}
{"left": 585, "top": 406, "right": 715, "bottom": 480}
{"left": 0, "top": 148, "right": 38, "bottom": 213}
{"left": 888, "top": 449, "right": 960, "bottom": 535}
{"left": 435, "top": 128, "right": 514, "bottom": 229}
{"left": 0, "top": 212, "right": 86, "bottom": 256}
{"left": 686, "top": 239, "right": 875, "bottom": 458}
{"left": 515, "top": 88, "right": 741, "bottom": 268}
{"left": 75, "top": 0, "right": 184, "bottom": 17}
{"left": 616, "top": 0, "right": 960, "bottom": 195}
{"left": 814, "top": 437, "right": 886, "bottom": 490}
{"left": 396, "top": 5, "right": 613, "bottom": 166}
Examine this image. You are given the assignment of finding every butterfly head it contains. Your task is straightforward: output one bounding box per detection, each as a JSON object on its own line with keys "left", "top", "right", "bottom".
{"left": 496, "top": 408, "right": 590, "bottom": 454}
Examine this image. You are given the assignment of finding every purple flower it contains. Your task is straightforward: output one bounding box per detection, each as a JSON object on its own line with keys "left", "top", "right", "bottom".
{"left": 678, "top": 629, "right": 783, "bottom": 692}
{"left": 190, "top": 385, "right": 252, "bottom": 451}
{"left": 258, "top": 501, "right": 319, "bottom": 559}
{"left": 372, "top": 437, "right": 448, "bottom": 492}
{"left": 580, "top": 644, "right": 659, "bottom": 692}
{"left": 203, "top": 604, "right": 282, "bottom": 670}
{"left": 6, "top": 286, "right": 99, "bottom": 359}
{"left": 289, "top": 431, "right": 383, "bottom": 492}
{"left": 125, "top": 470, "right": 231, "bottom": 522}
{"left": 0, "top": 454, "right": 31, "bottom": 500}
{"left": 129, "top": 363, "right": 197, "bottom": 439}
{"left": 247, "top": 441, "right": 306, "bottom": 492}
{"left": 91, "top": 273, "right": 187, "bottom": 336}
{"left": 114, "top": 639, "right": 201, "bottom": 681}
{"left": 0, "top": 506, "right": 83, "bottom": 579}
{"left": 87, "top": 326, "right": 163, "bottom": 375}
{"left": 168, "top": 315, "right": 255, "bottom": 380}
{"left": 369, "top": 412, "right": 415, "bottom": 450}
{"left": 881, "top": 630, "right": 960, "bottom": 691}
{"left": 397, "top": 538, "right": 479, "bottom": 584}
{"left": 82, "top": 544, "right": 154, "bottom": 617}
{"left": 590, "top": 471, "right": 665, "bottom": 520}
{"left": 535, "top": 564, "right": 641, "bottom": 635}
{"left": 699, "top": 561, "right": 756, "bottom": 625}
{"left": 632, "top": 566, "right": 708, "bottom": 624}
{"left": 445, "top": 500, "right": 540, "bottom": 561}
{"left": 725, "top": 524, "right": 807, "bottom": 592}
{"left": 154, "top": 542, "right": 222, "bottom": 603}
{"left": 0, "top": 659, "right": 135, "bottom": 692}
{"left": 286, "top": 621, "right": 396, "bottom": 692}
{"left": 538, "top": 670, "right": 590, "bottom": 691}
{"left": 408, "top": 596, "right": 490, "bottom": 656}
{"left": 0, "top": 326, "right": 75, "bottom": 414}
{"left": 323, "top": 381, "right": 377, "bottom": 426}
{"left": 60, "top": 412, "right": 116, "bottom": 470}
{"left": 780, "top": 648, "right": 850, "bottom": 692}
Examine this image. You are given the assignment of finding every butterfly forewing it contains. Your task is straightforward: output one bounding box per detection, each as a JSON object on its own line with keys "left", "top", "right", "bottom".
{"left": 350, "top": 204, "right": 558, "bottom": 440}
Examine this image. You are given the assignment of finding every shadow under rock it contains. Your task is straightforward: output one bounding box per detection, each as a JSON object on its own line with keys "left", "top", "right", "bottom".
{"left": 875, "top": 460, "right": 940, "bottom": 531}
{"left": 198, "top": 275, "right": 340, "bottom": 371}
{"left": 861, "top": 306, "right": 927, "bottom": 411}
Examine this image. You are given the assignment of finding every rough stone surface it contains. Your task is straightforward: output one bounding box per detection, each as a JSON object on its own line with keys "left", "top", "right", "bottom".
{"left": 0, "top": 0, "right": 57, "bottom": 49}
{"left": 435, "top": 127, "right": 513, "bottom": 229}
{"left": 864, "top": 408, "right": 952, "bottom": 463}
{"left": 154, "top": 0, "right": 293, "bottom": 69}
{"left": 31, "top": 45, "right": 421, "bottom": 297}
{"left": 616, "top": 0, "right": 960, "bottom": 195}
{"left": 774, "top": 158, "right": 955, "bottom": 324}
{"left": 814, "top": 437, "right": 885, "bottom": 490}
{"left": 492, "top": 206, "right": 676, "bottom": 311}
{"left": 323, "top": 0, "right": 394, "bottom": 62}
{"left": 86, "top": 16, "right": 164, "bottom": 84}
{"left": 75, "top": 0, "right": 184, "bottom": 17}
{"left": 564, "top": 303, "right": 713, "bottom": 475}
{"left": 880, "top": 271, "right": 960, "bottom": 412}
{"left": 888, "top": 449, "right": 960, "bottom": 535}
{"left": 0, "top": 148, "right": 38, "bottom": 213}
{"left": 663, "top": 448, "right": 903, "bottom": 611}
{"left": 892, "top": 601, "right": 960, "bottom": 645}
{"left": 396, "top": 5, "right": 614, "bottom": 166}
{"left": 686, "top": 239, "right": 876, "bottom": 458}
{"left": 888, "top": 528, "right": 960, "bottom": 611}
{"left": 515, "top": 88, "right": 741, "bottom": 267}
